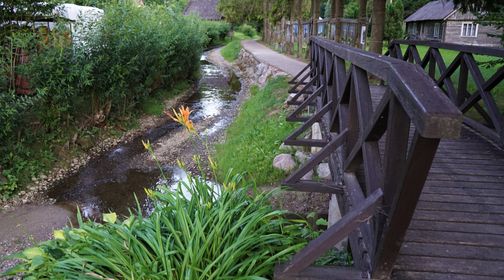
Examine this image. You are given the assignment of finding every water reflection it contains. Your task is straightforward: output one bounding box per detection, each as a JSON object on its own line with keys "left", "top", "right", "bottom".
{"left": 48, "top": 54, "right": 240, "bottom": 219}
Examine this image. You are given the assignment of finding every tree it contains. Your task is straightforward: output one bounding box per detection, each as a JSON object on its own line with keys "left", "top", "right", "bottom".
{"left": 384, "top": 0, "right": 404, "bottom": 41}
{"left": 402, "top": 0, "right": 430, "bottom": 17}
{"left": 217, "top": 0, "right": 262, "bottom": 25}
{"left": 312, "top": 0, "right": 321, "bottom": 36}
{"left": 332, "top": 0, "right": 344, "bottom": 41}
{"left": 343, "top": 0, "right": 359, "bottom": 18}
{"left": 1, "top": 0, "right": 61, "bottom": 40}
{"left": 369, "top": 0, "right": 386, "bottom": 54}
{"left": 296, "top": 0, "right": 303, "bottom": 57}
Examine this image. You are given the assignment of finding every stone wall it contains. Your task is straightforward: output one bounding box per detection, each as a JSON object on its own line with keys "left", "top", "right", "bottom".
{"left": 235, "top": 49, "right": 286, "bottom": 85}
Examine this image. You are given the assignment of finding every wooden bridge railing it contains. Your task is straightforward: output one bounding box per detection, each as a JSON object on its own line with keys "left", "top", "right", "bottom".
{"left": 385, "top": 40, "right": 504, "bottom": 146}
{"left": 274, "top": 37, "right": 462, "bottom": 279}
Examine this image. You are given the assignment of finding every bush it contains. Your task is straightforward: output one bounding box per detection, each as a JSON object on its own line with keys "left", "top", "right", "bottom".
{"left": 201, "top": 21, "right": 231, "bottom": 47}
{"left": 237, "top": 23, "right": 256, "bottom": 38}
{"left": 84, "top": 3, "right": 205, "bottom": 116}
{"left": 4, "top": 173, "right": 309, "bottom": 279}
{"left": 0, "top": 3, "right": 206, "bottom": 198}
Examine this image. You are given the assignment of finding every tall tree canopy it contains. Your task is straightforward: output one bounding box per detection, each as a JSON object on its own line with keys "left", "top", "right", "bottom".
{"left": 384, "top": 0, "right": 404, "bottom": 41}
{"left": 217, "top": 0, "right": 263, "bottom": 25}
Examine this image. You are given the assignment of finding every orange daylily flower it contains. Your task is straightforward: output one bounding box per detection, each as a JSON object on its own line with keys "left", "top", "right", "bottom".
{"left": 166, "top": 106, "right": 195, "bottom": 133}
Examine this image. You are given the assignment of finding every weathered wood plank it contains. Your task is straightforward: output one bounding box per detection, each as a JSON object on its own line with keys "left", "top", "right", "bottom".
{"left": 405, "top": 229, "right": 504, "bottom": 248}
{"left": 413, "top": 210, "right": 504, "bottom": 225}
{"left": 392, "top": 270, "right": 503, "bottom": 280}
{"left": 421, "top": 187, "right": 504, "bottom": 198}
{"left": 408, "top": 220, "right": 504, "bottom": 235}
{"left": 425, "top": 180, "right": 504, "bottom": 189}
{"left": 415, "top": 201, "right": 504, "bottom": 215}
{"left": 395, "top": 255, "right": 504, "bottom": 277}
{"left": 419, "top": 194, "right": 504, "bottom": 205}
{"left": 400, "top": 242, "right": 504, "bottom": 261}
{"left": 274, "top": 265, "right": 365, "bottom": 280}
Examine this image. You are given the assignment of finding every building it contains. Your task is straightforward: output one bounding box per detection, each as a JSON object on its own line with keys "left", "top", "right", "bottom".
{"left": 184, "top": 0, "right": 223, "bottom": 21}
{"left": 405, "top": 0, "right": 502, "bottom": 47}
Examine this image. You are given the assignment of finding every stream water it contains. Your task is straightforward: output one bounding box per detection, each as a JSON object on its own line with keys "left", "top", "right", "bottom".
{"left": 47, "top": 54, "right": 241, "bottom": 219}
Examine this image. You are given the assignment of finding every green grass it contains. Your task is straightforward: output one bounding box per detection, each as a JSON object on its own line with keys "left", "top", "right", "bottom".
{"left": 141, "top": 81, "right": 191, "bottom": 116}
{"left": 220, "top": 31, "right": 259, "bottom": 62}
{"left": 215, "top": 77, "right": 296, "bottom": 186}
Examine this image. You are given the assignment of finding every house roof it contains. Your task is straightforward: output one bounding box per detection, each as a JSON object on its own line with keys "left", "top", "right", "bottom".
{"left": 405, "top": 0, "right": 457, "bottom": 22}
{"left": 184, "top": 0, "right": 222, "bottom": 20}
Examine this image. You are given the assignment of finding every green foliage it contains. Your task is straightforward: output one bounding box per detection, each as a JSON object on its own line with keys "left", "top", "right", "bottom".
{"left": 141, "top": 81, "right": 191, "bottom": 116}
{"left": 0, "top": 0, "right": 62, "bottom": 40}
{"left": 237, "top": 23, "right": 257, "bottom": 37}
{"left": 217, "top": 0, "right": 263, "bottom": 25}
{"left": 0, "top": 2, "right": 206, "bottom": 198}
{"left": 201, "top": 21, "right": 231, "bottom": 47}
{"left": 5, "top": 173, "right": 309, "bottom": 279}
{"left": 343, "top": 0, "right": 359, "bottom": 18}
{"left": 215, "top": 77, "right": 297, "bottom": 185}
{"left": 85, "top": 3, "right": 204, "bottom": 115}
{"left": 402, "top": 0, "right": 430, "bottom": 17}
{"left": 384, "top": 0, "right": 404, "bottom": 41}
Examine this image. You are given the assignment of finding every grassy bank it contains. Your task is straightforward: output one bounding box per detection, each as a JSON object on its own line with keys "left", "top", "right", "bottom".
{"left": 220, "top": 31, "right": 260, "bottom": 62}
{"left": 215, "top": 77, "right": 296, "bottom": 185}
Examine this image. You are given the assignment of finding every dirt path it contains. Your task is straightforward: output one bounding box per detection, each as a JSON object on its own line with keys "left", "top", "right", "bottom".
{"left": 241, "top": 40, "right": 308, "bottom": 77}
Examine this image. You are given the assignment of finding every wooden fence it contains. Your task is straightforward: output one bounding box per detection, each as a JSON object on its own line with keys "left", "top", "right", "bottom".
{"left": 269, "top": 18, "right": 367, "bottom": 55}
{"left": 274, "top": 37, "right": 462, "bottom": 279}
{"left": 385, "top": 40, "right": 504, "bottom": 147}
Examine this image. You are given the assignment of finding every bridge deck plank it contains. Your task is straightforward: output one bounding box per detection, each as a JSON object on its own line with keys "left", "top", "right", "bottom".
{"left": 367, "top": 86, "right": 504, "bottom": 279}
{"left": 370, "top": 88, "right": 504, "bottom": 280}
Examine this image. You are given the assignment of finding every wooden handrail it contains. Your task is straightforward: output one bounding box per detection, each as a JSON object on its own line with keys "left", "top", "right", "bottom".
{"left": 386, "top": 39, "right": 504, "bottom": 146}
{"left": 390, "top": 39, "right": 504, "bottom": 57}
{"left": 275, "top": 36, "right": 463, "bottom": 279}
{"left": 313, "top": 37, "right": 462, "bottom": 139}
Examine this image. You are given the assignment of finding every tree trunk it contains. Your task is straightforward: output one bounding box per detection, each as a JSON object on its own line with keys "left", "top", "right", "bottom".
{"left": 281, "top": 17, "right": 286, "bottom": 52}
{"left": 312, "top": 0, "right": 320, "bottom": 37}
{"left": 370, "top": 0, "right": 386, "bottom": 54}
{"left": 288, "top": 1, "right": 295, "bottom": 55}
{"left": 332, "top": 0, "right": 344, "bottom": 42}
{"left": 356, "top": 0, "right": 367, "bottom": 48}
{"left": 296, "top": 0, "right": 303, "bottom": 58}
{"left": 263, "top": 0, "right": 268, "bottom": 42}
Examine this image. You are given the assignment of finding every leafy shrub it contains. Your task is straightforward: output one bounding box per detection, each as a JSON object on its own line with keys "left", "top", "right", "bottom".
{"left": 5, "top": 173, "right": 309, "bottom": 279}
{"left": 237, "top": 23, "right": 256, "bottom": 38}
{"left": 84, "top": 3, "right": 205, "bottom": 116}
{"left": 202, "top": 21, "right": 231, "bottom": 47}
{"left": 0, "top": 3, "right": 206, "bottom": 198}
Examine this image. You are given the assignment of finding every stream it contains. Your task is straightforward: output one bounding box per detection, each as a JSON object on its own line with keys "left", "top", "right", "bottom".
{"left": 48, "top": 54, "right": 240, "bottom": 219}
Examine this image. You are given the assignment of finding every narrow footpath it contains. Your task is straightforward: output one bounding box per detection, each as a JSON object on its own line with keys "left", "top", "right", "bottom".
{"left": 241, "top": 40, "right": 307, "bottom": 76}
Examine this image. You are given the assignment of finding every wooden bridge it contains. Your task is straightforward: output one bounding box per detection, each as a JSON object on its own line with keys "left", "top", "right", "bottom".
{"left": 274, "top": 37, "right": 504, "bottom": 280}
